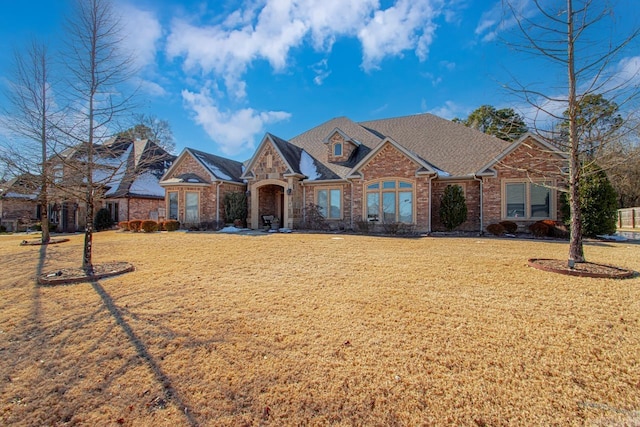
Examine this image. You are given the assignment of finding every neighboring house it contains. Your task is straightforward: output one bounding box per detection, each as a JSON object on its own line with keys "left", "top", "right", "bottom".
{"left": 49, "top": 137, "right": 175, "bottom": 232}
{"left": 159, "top": 148, "right": 245, "bottom": 228}
{"left": 0, "top": 174, "right": 40, "bottom": 232}
{"left": 164, "top": 113, "right": 566, "bottom": 233}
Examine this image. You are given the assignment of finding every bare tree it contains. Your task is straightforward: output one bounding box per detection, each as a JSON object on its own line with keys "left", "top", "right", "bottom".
{"left": 0, "top": 40, "right": 56, "bottom": 243}
{"left": 120, "top": 113, "right": 176, "bottom": 153}
{"left": 59, "top": 0, "right": 137, "bottom": 273}
{"left": 503, "top": 0, "right": 640, "bottom": 265}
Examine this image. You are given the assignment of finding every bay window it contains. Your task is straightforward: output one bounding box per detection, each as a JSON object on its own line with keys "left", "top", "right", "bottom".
{"left": 366, "top": 180, "right": 414, "bottom": 223}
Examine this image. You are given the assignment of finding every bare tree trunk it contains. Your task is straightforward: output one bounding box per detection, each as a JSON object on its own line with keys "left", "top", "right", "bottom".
{"left": 566, "top": 0, "right": 585, "bottom": 264}
{"left": 39, "top": 48, "right": 50, "bottom": 244}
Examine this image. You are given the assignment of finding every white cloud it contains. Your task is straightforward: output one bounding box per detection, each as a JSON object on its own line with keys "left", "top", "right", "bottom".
{"left": 311, "top": 59, "right": 331, "bottom": 85}
{"left": 358, "top": 0, "right": 442, "bottom": 71}
{"left": 167, "top": 0, "right": 445, "bottom": 93}
{"left": 425, "top": 100, "right": 466, "bottom": 120}
{"left": 119, "top": 3, "right": 162, "bottom": 69}
{"left": 475, "top": 0, "right": 535, "bottom": 43}
{"left": 135, "top": 78, "right": 167, "bottom": 97}
{"left": 181, "top": 88, "right": 291, "bottom": 156}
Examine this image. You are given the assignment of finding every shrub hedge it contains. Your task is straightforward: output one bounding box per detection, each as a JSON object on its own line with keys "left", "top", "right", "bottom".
{"left": 163, "top": 219, "right": 180, "bottom": 231}
{"left": 486, "top": 223, "right": 506, "bottom": 236}
{"left": 118, "top": 221, "right": 129, "bottom": 231}
{"left": 528, "top": 221, "right": 550, "bottom": 237}
{"left": 499, "top": 221, "right": 518, "bottom": 234}
{"left": 141, "top": 220, "right": 158, "bottom": 233}
{"left": 128, "top": 220, "right": 142, "bottom": 232}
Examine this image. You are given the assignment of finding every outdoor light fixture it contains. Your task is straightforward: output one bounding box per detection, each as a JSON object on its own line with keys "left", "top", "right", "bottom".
{"left": 245, "top": 190, "right": 251, "bottom": 196}
{"left": 287, "top": 188, "right": 292, "bottom": 195}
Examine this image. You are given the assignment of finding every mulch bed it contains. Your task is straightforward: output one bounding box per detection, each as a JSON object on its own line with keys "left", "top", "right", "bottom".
{"left": 38, "top": 261, "right": 135, "bottom": 286}
{"left": 528, "top": 258, "right": 636, "bottom": 279}
{"left": 20, "top": 238, "right": 70, "bottom": 246}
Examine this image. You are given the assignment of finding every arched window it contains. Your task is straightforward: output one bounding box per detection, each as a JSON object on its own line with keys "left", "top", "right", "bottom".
{"left": 366, "top": 180, "right": 413, "bottom": 223}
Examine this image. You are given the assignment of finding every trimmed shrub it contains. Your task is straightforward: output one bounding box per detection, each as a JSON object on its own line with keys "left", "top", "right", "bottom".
{"left": 128, "top": 220, "right": 142, "bottom": 232}
{"left": 486, "top": 223, "right": 506, "bottom": 236}
{"left": 118, "top": 221, "right": 129, "bottom": 231}
{"left": 94, "top": 208, "right": 114, "bottom": 231}
{"left": 560, "top": 165, "right": 618, "bottom": 237}
{"left": 163, "top": 219, "right": 180, "bottom": 231}
{"left": 529, "top": 221, "right": 550, "bottom": 237}
{"left": 499, "top": 220, "right": 518, "bottom": 234}
{"left": 0, "top": 225, "right": 6, "bottom": 233}
{"left": 141, "top": 220, "right": 158, "bottom": 233}
{"left": 439, "top": 185, "right": 468, "bottom": 231}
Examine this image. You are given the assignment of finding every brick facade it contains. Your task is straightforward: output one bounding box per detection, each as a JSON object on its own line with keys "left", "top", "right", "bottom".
{"left": 327, "top": 131, "right": 357, "bottom": 163}
{"left": 482, "top": 137, "right": 565, "bottom": 232}
{"left": 162, "top": 153, "right": 244, "bottom": 227}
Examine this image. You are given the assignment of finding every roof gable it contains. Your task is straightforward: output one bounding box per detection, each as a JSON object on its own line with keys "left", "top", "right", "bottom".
{"left": 476, "top": 132, "right": 567, "bottom": 175}
{"left": 347, "top": 138, "right": 438, "bottom": 178}
{"left": 161, "top": 147, "right": 243, "bottom": 185}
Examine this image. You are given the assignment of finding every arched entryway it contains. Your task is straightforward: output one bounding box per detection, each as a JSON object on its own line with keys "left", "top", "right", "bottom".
{"left": 250, "top": 180, "right": 288, "bottom": 230}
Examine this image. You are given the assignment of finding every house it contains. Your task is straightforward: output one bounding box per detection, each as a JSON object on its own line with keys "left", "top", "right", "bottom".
{"left": 0, "top": 174, "right": 40, "bottom": 232}
{"left": 48, "top": 137, "right": 175, "bottom": 232}
{"left": 159, "top": 148, "right": 245, "bottom": 228}
{"left": 163, "top": 113, "right": 566, "bottom": 233}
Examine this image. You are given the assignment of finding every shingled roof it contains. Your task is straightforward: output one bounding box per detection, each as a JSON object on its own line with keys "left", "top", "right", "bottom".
{"left": 186, "top": 148, "right": 245, "bottom": 183}
{"left": 105, "top": 139, "right": 176, "bottom": 199}
{"left": 288, "top": 113, "right": 511, "bottom": 178}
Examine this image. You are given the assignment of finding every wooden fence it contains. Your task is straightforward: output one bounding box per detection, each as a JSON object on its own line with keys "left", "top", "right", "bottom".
{"left": 618, "top": 207, "right": 640, "bottom": 229}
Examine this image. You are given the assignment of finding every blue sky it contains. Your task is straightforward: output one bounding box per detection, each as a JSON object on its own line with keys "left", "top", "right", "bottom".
{"left": 0, "top": 0, "right": 638, "bottom": 161}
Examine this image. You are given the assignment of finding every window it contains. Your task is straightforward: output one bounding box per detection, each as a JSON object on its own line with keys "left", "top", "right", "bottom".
{"left": 504, "top": 181, "right": 552, "bottom": 219}
{"left": 317, "top": 188, "right": 341, "bottom": 219}
{"left": 334, "top": 143, "right": 342, "bottom": 157}
{"left": 168, "top": 192, "right": 178, "bottom": 220}
{"left": 366, "top": 180, "right": 414, "bottom": 223}
{"left": 185, "top": 192, "right": 199, "bottom": 224}
{"left": 53, "top": 165, "right": 63, "bottom": 183}
{"left": 106, "top": 202, "right": 119, "bottom": 223}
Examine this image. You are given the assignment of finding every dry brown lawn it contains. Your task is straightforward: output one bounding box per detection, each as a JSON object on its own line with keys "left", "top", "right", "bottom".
{"left": 1, "top": 230, "right": 639, "bottom": 426}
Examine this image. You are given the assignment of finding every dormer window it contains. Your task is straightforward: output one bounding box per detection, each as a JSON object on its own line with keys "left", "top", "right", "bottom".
{"left": 334, "top": 143, "right": 342, "bottom": 157}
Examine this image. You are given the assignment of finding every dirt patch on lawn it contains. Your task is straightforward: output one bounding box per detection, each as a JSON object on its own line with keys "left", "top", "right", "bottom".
{"left": 20, "top": 238, "right": 70, "bottom": 246}
{"left": 38, "top": 261, "right": 134, "bottom": 285}
{"left": 529, "top": 258, "right": 636, "bottom": 279}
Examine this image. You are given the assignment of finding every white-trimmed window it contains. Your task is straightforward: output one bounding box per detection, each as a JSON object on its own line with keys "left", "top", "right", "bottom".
{"left": 168, "top": 192, "right": 178, "bottom": 220}
{"left": 317, "top": 188, "right": 342, "bottom": 219}
{"left": 334, "top": 143, "right": 342, "bottom": 157}
{"left": 504, "top": 181, "right": 552, "bottom": 219}
{"left": 366, "top": 180, "right": 414, "bottom": 223}
{"left": 185, "top": 192, "right": 199, "bottom": 224}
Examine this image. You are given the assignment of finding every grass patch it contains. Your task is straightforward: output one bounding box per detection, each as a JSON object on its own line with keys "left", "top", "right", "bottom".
{"left": 1, "top": 231, "right": 639, "bottom": 425}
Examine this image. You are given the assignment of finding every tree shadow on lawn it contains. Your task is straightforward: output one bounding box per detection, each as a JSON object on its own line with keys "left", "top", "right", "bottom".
{"left": 2, "top": 243, "right": 198, "bottom": 426}
{"left": 90, "top": 279, "right": 198, "bottom": 426}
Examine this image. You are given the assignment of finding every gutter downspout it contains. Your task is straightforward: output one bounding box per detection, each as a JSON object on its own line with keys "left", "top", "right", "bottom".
{"left": 350, "top": 179, "right": 354, "bottom": 230}
{"left": 301, "top": 182, "right": 306, "bottom": 225}
{"left": 216, "top": 181, "right": 221, "bottom": 224}
{"left": 473, "top": 174, "right": 483, "bottom": 234}
{"left": 428, "top": 174, "right": 437, "bottom": 233}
